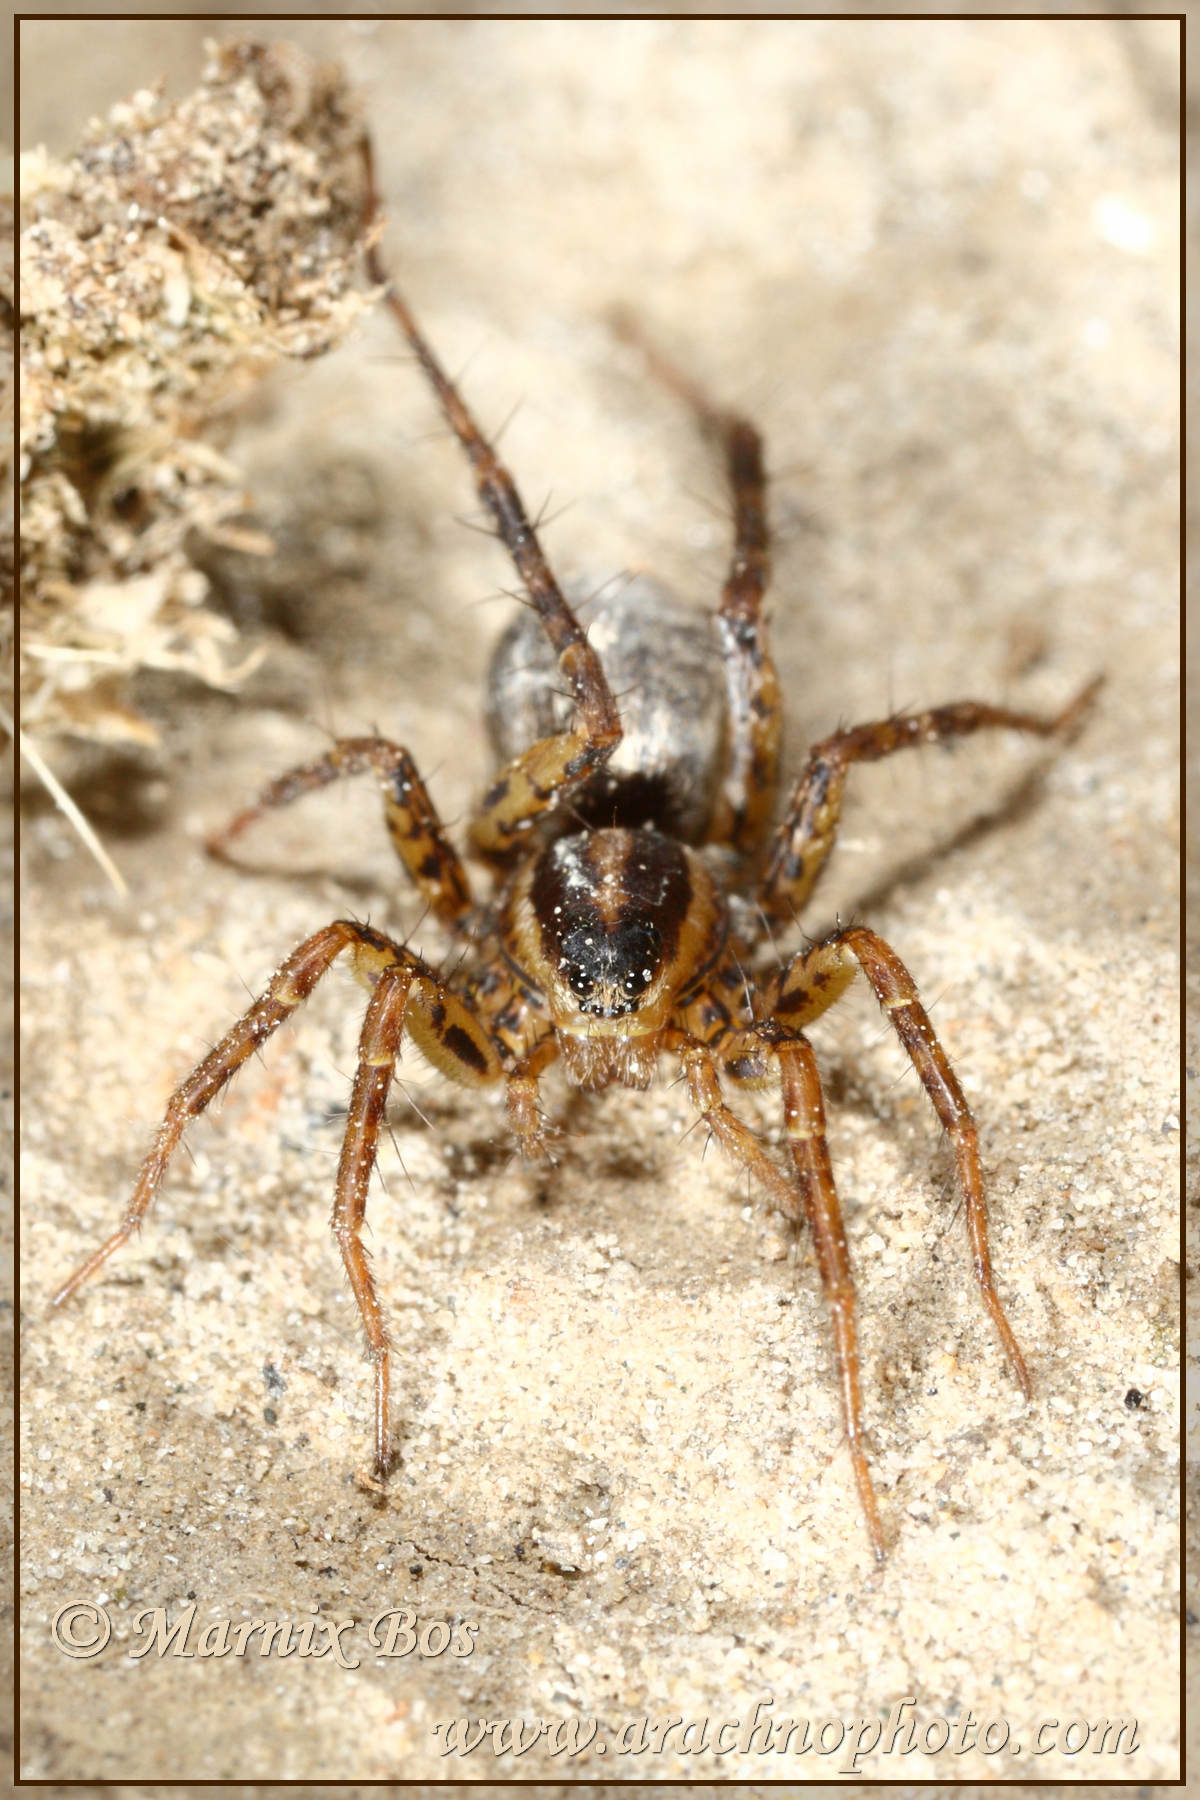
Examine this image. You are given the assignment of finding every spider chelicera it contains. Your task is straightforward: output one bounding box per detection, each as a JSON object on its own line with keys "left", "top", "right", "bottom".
{"left": 53, "top": 145, "right": 1097, "bottom": 1561}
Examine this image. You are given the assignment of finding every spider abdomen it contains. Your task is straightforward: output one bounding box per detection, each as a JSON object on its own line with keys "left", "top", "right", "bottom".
{"left": 486, "top": 577, "right": 726, "bottom": 842}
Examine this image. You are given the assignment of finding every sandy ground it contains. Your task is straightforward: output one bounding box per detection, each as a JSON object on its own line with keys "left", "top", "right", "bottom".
{"left": 19, "top": 16, "right": 1179, "bottom": 1784}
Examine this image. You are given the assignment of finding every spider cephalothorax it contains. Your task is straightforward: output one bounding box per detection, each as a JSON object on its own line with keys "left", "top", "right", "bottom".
{"left": 501, "top": 826, "right": 727, "bottom": 1088}
{"left": 53, "top": 142, "right": 1098, "bottom": 1561}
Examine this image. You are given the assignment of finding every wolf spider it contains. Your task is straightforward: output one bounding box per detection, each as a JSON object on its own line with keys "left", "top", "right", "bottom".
{"left": 53, "top": 153, "right": 1097, "bottom": 1562}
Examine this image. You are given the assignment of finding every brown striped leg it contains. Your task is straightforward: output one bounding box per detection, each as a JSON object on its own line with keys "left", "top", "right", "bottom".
{"left": 677, "top": 1031, "right": 885, "bottom": 1558}
{"left": 766, "top": 930, "right": 859, "bottom": 1033}
{"left": 504, "top": 1033, "right": 561, "bottom": 1160}
{"left": 708, "top": 406, "right": 782, "bottom": 857}
{"left": 362, "top": 143, "right": 620, "bottom": 860}
{"left": 677, "top": 1041, "right": 801, "bottom": 1225}
{"left": 332, "top": 965, "right": 411, "bottom": 1478}
{"left": 52, "top": 916, "right": 522, "bottom": 1480}
{"left": 611, "top": 312, "right": 782, "bottom": 855}
{"left": 759, "top": 678, "right": 1102, "bottom": 920}
{"left": 769, "top": 926, "right": 1031, "bottom": 1397}
{"left": 208, "top": 737, "right": 472, "bottom": 925}
{"left": 776, "top": 1035, "right": 887, "bottom": 1562}
{"left": 50, "top": 921, "right": 373, "bottom": 1309}
{"left": 51, "top": 920, "right": 506, "bottom": 1311}
{"left": 840, "top": 926, "right": 1030, "bottom": 1395}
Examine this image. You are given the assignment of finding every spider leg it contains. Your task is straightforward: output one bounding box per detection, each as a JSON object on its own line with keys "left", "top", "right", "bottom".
{"left": 504, "top": 1032, "right": 561, "bottom": 1160}
{"left": 51, "top": 913, "right": 578, "bottom": 1478}
{"left": 208, "top": 737, "right": 473, "bottom": 925}
{"left": 775, "top": 1034, "right": 887, "bottom": 1563}
{"left": 612, "top": 313, "right": 781, "bottom": 856}
{"left": 332, "top": 964, "right": 411, "bottom": 1477}
{"left": 51, "top": 921, "right": 370, "bottom": 1309}
{"left": 759, "top": 677, "right": 1102, "bottom": 919}
{"left": 677, "top": 1040, "right": 801, "bottom": 1220}
{"left": 769, "top": 926, "right": 1031, "bottom": 1396}
{"left": 51, "top": 921, "right": 504, "bottom": 1310}
{"left": 362, "top": 143, "right": 620, "bottom": 860}
{"left": 708, "top": 407, "right": 782, "bottom": 857}
{"left": 675, "top": 1031, "right": 885, "bottom": 1560}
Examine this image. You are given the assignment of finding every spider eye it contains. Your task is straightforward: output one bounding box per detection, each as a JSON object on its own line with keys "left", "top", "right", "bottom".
{"left": 559, "top": 917, "right": 662, "bottom": 1016}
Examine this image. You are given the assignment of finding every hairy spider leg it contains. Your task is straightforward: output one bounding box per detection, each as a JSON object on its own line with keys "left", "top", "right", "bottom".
{"left": 674, "top": 1027, "right": 886, "bottom": 1560}
{"left": 208, "top": 737, "right": 473, "bottom": 925}
{"left": 612, "top": 311, "right": 782, "bottom": 856}
{"left": 776, "top": 1034, "right": 888, "bottom": 1562}
{"left": 335, "top": 963, "right": 411, "bottom": 1477}
{"left": 678, "top": 1039, "right": 801, "bottom": 1219}
{"left": 362, "top": 145, "right": 621, "bottom": 861}
{"left": 759, "top": 678, "right": 1103, "bottom": 919}
{"left": 504, "top": 1032, "right": 562, "bottom": 1161}
{"left": 51, "top": 919, "right": 519, "bottom": 1477}
{"left": 772, "top": 925, "right": 1032, "bottom": 1397}
{"left": 51, "top": 922, "right": 364, "bottom": 1309}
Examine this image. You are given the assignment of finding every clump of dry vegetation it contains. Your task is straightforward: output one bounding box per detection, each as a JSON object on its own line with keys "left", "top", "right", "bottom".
{"left": 19, "top": 38, "right": 374, "bottom": 748}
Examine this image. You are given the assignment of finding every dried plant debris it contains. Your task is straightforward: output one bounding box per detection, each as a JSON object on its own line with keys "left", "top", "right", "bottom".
{"left": 19, "top": 38, "right": 374, "bottom": 747}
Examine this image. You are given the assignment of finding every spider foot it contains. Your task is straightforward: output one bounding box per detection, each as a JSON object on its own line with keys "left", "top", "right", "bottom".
{"left": 354, "top": 1457, "right": 391, "bottom": 1495}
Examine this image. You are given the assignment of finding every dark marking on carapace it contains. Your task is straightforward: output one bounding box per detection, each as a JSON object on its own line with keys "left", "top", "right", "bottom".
{"left": 529, "top": 829, "right": 694, "bottom": 1017}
